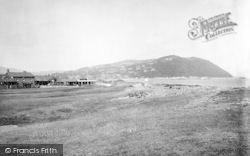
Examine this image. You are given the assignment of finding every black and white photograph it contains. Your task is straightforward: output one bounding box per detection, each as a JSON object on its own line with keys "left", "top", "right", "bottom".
{"left": 0, "top": 0, "right": 250, "bottom": 155}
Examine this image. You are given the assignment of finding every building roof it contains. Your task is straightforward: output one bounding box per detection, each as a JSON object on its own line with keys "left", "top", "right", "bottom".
{"left": 66, "top": 79, "right": 96, "bottom": 82}
{"left": 77, "top": 80, "right": 96, "bottom": 82}
{"left": 0, "top": 74, "right": 12, "bottom": 80}
{"left": 35, "top": 76, "right": 56, "bottom": 81}
{"left": 0, "top": 74, "right": 17, "bottom": 82}
{"left": 79, "top": 77, "right": 87, "bottom": 80}
{"left": 0, "top": 74, "right": 5, "bottom": 79}
{"left": 7, "top": 71, "right": 35, "bottom": 77}
{"left": 0, "top": 79, "right": 18, "bottom": 82}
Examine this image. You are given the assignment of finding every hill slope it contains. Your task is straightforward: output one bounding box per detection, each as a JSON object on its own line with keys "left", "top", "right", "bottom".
{"left": 127, "top": 55, "right": 232, "bottom": 78}
{"left": 0, "top": 66, "right": 23, "bottom": 74}
{"left": 60, "top": 55, "right": 232, "bottom": 79}
{"left": 1, "top": 55, "right": 232, "bottom": 78}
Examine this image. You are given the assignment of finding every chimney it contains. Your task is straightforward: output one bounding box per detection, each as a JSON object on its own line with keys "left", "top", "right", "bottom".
{"left": 7, "top": 69, "right": 9, "bottom": 73}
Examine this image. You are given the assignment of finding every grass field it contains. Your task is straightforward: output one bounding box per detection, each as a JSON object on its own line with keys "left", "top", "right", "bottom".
{"left": 0, "top": 84, "right": 249, "bottom": 155}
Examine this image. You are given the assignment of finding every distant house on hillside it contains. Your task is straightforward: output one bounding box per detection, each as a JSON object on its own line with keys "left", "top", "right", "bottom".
{"left": 0, "top": 69, "right": 35, "bottom": 89}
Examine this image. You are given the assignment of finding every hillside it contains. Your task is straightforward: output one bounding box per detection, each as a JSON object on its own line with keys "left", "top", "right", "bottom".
{"left": 0, "top": 66, "right": 23, "bottom": 74}
{"left": 127, "top": 55, "right": 232, "bottom": 78}
{"left": 1, "top": 55, "right": 232, "bottom": 79}
{"left": 32, "top": 70, "right": 65, "bottom": 76}
{"left": 56, "top": 55, "right": 232, "bottom": 79}
{"left": 0, "top": 66, "right": 65, "bottom": 76}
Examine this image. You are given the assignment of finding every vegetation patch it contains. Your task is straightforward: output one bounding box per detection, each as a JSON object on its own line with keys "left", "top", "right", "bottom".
{"left": 57, "top": 108, "right": 73, "bottom": 113}
{"left": 127, "top": 91, "right": 148, "bottom": 98}
{"left": 0, "top": 114, "right": 31, "bottom": 126}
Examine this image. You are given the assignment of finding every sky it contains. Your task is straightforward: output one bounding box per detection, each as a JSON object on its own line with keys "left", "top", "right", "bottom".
{"left": 0, "top": 0, "right": 249, "bottom": 77}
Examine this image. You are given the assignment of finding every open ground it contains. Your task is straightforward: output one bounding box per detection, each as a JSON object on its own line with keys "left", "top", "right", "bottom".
{"left": 0, "top": 83, "right": 250, "bottom": 156}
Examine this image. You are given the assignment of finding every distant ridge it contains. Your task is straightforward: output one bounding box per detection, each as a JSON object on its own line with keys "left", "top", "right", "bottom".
{"left": 0, "top": 66, "right": 23, "bottom": 74}
{"left": 32, "top": 70, "right": 65, "bottom": 76}
{"left": 0, "top": 66, "right": 64, "bottom": 76}
{"left": 93, "top": 59, "right": 144, "bottom": 68}
{"left": 1, "top": 55, "right": 232, "bottom": 78}
{"left": 62, "top": 55, "right": 232, "bottom": 79}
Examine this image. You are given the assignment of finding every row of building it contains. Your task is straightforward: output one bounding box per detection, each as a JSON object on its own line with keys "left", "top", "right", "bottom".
{"left": 0, "top": 69, "right": 96, "bottom": 89}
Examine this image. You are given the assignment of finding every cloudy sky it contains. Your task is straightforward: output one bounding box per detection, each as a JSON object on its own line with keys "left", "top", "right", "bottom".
{"left": 0, "top": 0, "right": 249, "bottom": 77}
